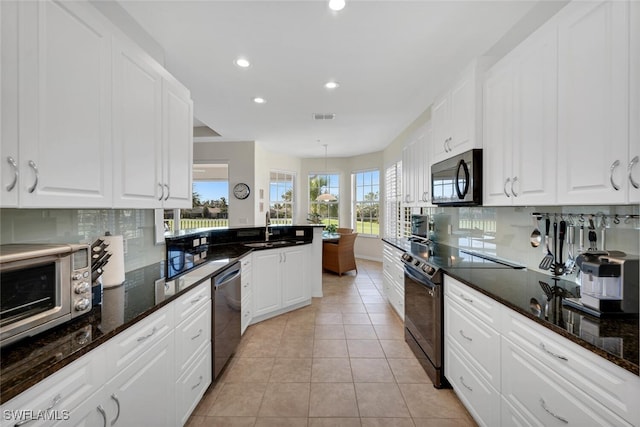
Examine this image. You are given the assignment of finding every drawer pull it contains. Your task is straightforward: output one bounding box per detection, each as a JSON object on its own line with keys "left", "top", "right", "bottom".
{"left": 191, "top": 375, "right": 203, "bottom": 390}
{"left": 540, "top": 398, "right": 568, "bottom": 424}
{"left": 459, "top": 293, "right": 473, "bottom": 304}
{"left": 459, "top": 376, "right": 473, "bottom": 392}
{"left": 97, "top": 405, "right": 107, "bottom": 427}
{"left": 6, "top": 156, "right": 18, "bottom": 192}
{"left": 539, "top": 343, "right": 568, "bottom": 361}
{"left": 137, "top": 326, "right": 157, "bottom": 342}
{"left": 110, "top": 394, "right": 121, "bottom": 425}
{"left": 459, "top": 329, "right": 473, "bottom": 342}
{"left": 191, "top": 295, "right": 205, "bottom": 304}
{"left": 191, "top": 328, "right": 203, "bottom": 340}
{"left": 12, "top": 394, "right": 59, "bottom": 427}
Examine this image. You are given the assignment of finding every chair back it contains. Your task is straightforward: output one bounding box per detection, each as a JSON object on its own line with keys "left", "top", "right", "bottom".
{"left": 338, "top": 232, "right": 357, "bottom": 248}
{"left": 336, "top": 227, "right": 353, "bottom": 234}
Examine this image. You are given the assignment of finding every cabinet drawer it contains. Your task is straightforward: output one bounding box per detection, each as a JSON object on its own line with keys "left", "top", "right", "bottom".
{"left": 1, "top": 350, "right": 106, "bottom": 427}
{"left": 174, "top": 281, "right": 211, "bottom": 326}
{"left": 176, "top": 343, "right": 212, "bottom": 426}
{"left": 241, "top": 255, "right": 252, "bottom": 270}
{"left": 108, "top": 305, "right": 173, "bottom": 372}
{"left": 446, "top": 341, "right": 500, "bottom": 427}
{"left": 175, "top": 303, "right": 211, "bottom": 375}
{"left": 502, "top": 336, "right": 634, "bottom": 426}
{"left": 445, "top": 296, "right": 500, "bottom": 390}
{"left": 444, "top": 275, "right": 499, "bottom": 328}
{"left": 502, "top": 309, "right": 640, "bottom": 425}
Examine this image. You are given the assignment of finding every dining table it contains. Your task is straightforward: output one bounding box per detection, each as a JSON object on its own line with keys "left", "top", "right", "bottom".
{"left": 321, "top": 232, "right": 341, "bottom": 243}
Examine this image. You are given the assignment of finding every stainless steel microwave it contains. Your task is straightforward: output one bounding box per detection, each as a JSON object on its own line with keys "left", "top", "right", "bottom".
{"left": 0, "top": 243, "right": 92, "bottom": 347}
{"left": 431, "top": 149, "right": 483, "bottom": 206}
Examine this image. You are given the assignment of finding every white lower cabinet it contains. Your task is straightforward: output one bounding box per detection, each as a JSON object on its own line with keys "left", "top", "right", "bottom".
{"left": 2, "top": 280, "right": 214, "bottom": 427}
{"left": 252, "top": 245, "right": 310, "bottom": 323}
{"left": 501, "top": 336, "right": 633, "bottom": 426}
{"left": 444, "top": 274, "right": 640, "bottom": 427}
{"left": 382, "top": 242, "right": 404, "bottom": 320}
{"left": 240, "top": 255, "right": 253, "bottom": 335}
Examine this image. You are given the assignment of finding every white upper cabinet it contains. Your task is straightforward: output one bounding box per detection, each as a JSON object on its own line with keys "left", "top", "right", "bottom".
{"left": 432, "top": 60, "right": 486, "bottom": 164}
{"left": 17, "top": 0, "right": 113, "bottom": 208}
{"left": 629, "top": 0, "right": 640, "bottom": 203}
{"left": 0, "top": 0, "right": 193, "bottom": 209}
{"left": 162, "top": 77, "right": 193, "bottom": 209}
{"left": 1, "top": 1, "right": 19, "bottom": 207}
{"left": 112, "top": 37, "right": 163, "bottom": 208}
{"left": 556, "top": 0, "right": 630, "bottom": 204}
{"left": 484, "top": 23, "right": 557, "bottom": 206}
{"left": 401, "top": 121, "right": 431, "bottom": 207}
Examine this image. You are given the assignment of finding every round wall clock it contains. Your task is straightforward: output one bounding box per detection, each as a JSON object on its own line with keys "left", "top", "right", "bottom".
{"left": 233, "top": 182, "right": 251, "bottom": 200}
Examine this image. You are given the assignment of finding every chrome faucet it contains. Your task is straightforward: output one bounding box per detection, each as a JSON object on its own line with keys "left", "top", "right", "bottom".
{"left": 265, "top": 211, "right": 271, "bottom": 241}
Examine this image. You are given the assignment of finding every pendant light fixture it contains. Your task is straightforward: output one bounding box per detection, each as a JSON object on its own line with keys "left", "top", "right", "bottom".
{"left": 316, "top": 144, "right": 337, "bottom": 202}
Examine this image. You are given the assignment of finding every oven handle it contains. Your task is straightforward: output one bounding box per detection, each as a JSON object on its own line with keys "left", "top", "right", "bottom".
{"left": 404, "top": 265, "right": 437, "bottom": 290}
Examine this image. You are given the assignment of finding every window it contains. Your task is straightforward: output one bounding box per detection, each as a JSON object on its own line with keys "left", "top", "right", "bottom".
{"left": 384, "top": 161, "right": 403, "bottom": 238}
{"left": 269, "top": 171, "right": 295, "bottom": 225}
{"left": 164, "top": 163, "right": 229, "bottom": 233}
{"left": 308, "top": 173, "right": 339, "bottom": 226}
{"left": 353, "top": 169, "right": 380, "bottom": 236}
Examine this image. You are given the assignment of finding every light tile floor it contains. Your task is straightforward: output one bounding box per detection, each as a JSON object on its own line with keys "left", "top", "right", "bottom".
{"left": 187, "top": 259, "right": 477, "bottom": 427}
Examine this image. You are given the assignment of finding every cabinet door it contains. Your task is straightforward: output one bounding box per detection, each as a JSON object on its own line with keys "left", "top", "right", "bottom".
{"left": 401, "top": 143, "right": 414, "bottom": 205}
{"left": 557, "top": 0, "right": 629, "bottom": 204}
{"left": 1, "top": 1, "right": 19, "bottom": 207}
{"left": 162, "top": 77, "right": 193, "bottom": 209}
{"left": 431, "top": 94, "right": 450, "bottom": 162}
{"left": 252, "top": 250, "right": 282, "bottom": 317}
{"left": 418, "top": 123, "right": 432, "bottom": 205}
{"left": 449, "top": 70, "right": 475, "bottom": 154}
{"left": 482, "top": 61, "right": 513, "bottom": 206}
{"left": 281, "top": 246, "right": 307, "bottom": 307}
{"left": 630, "top": 0, "right": 640, "bottom": 203}
{"left": 512, "top": 28, "right": 558, "bottom": 206}
{"left": 56, "top": 390, "right": 106, "bottom": 427}
{"left": 112, "top": 37, "right": 163, "bottom": 208}
{"left": 18, "top": 0, "right": 112, "bottom": 208}
{"left": 107, "top": 332, "right": 175, "bottom": 427}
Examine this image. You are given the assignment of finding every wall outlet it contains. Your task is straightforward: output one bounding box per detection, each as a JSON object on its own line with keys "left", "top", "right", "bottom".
{"left": 447, "top": 224, "right": 452, "bottom": 235}
{"left": 122, "top": 238, "right": 128, "bottom": 254}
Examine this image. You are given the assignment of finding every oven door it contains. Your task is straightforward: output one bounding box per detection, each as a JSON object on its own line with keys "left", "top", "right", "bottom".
{"left": 403, "top": 263, "right": 442, "bottom": 368}
{"left": 0, "top": 256, "right": 70, "bottom": 346}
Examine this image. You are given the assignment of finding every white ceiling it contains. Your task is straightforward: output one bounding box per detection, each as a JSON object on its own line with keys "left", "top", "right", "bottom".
{"left": 118, "top": 1, "right": 560, "bottom": 158}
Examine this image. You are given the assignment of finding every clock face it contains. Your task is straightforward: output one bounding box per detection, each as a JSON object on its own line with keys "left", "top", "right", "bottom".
{"left": 233, "top": 183, "right": 251, "bottom": 200}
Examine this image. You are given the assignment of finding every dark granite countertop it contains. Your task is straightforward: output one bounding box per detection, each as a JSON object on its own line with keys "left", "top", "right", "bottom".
{"left": 383, "top": 238, "right": 639, "bottom": 376}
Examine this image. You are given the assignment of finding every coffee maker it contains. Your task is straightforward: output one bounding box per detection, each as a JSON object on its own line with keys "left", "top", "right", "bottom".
{"left": 576, "top": 254, "right": 639, "bottom": 315}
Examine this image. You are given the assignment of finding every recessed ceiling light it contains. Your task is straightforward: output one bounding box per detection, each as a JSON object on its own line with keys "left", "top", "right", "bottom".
{"left": 324, "top": 81, "right": 340, "bottom": 89}
{"left": 328, "top": 0, "right": 345, "bottom": 12}
{"left": 253, "top": 97, "right": 266, "bottom": 104}
{"left": 235, "top": 57, "right": 250, "bottom": 68}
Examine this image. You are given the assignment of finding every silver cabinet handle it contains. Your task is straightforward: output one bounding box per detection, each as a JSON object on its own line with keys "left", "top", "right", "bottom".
{"left": 539, "top": 398, "right": 568, "bottom": 424}
{"left": 16, "top": 392, "right": 63, "bottom": 424}
{"left": 629, "top": 155, "right": 639, "bottom": 189}
{"left": 609, "top": 160, "right": 621, "bottom": 190}
{"left": 443, "top": 140, "right": 448, "bottom": 153}
{"left": 164, "top": 183, "right": 170, "bottom": 201}
{"left": 459, "top": 376, "right": 473, "bottom": 391}
{"left": 6, "top": 156, "right": 18, "bottom": 192}
{"left": 137, "top": 326, "right": 157, "bottom": 343}
{"left": 110, "top": 394, "right": 120, "bottom": 426}
{"left": 511, "top": 176, "right": 519, "bottom": 197}
{"left": 158, "top": 183, "right": 164, "bottom": 201}
{"left": 459, "top": 293, "right": 473, "bottom": 304}
{"left": 191, "top": 375, "right": 203, "bottom": 390}
{"left": 503, "top": 177, "right": 511, "bottom": 197}
{"left": 539, "top": 343, "right": 568, "bottom": 361}
{"left": 459, "top": 329, "right": 473, "bottom": 341}
{"left": 446, "top": 138, "right": 453, "bottom": 152}
{"left": 191, "top": 295, "right": 205, "bottom": 304}
{"left": 27, "top": 160, "right": 38, "bottom": 193}
{"left": 97, "top": 405, "right": 108, "bottom": 427}
{"left": 191, "top": 328, "right": 203, "bottom": 340}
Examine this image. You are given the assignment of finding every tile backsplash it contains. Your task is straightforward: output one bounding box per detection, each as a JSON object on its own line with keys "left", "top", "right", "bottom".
{"left": 426, "top": 205, "right": 640, "bottom": 279}
{"left": 0, "top": 208, "right": 164, "bottom": 272}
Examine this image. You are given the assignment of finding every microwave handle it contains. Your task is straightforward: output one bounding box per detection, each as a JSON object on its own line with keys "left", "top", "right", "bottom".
{"left": 455, "top": 159, "right": 470, "bottom": 199}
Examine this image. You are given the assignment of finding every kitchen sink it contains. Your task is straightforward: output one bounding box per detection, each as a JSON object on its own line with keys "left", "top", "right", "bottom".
{"left": 244, "top": 240, "right": 292, "bottom": 248}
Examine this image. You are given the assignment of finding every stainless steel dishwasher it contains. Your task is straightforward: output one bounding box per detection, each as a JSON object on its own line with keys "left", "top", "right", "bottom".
{"left": 212, "top": 261, "right": 241, "bottom": 379}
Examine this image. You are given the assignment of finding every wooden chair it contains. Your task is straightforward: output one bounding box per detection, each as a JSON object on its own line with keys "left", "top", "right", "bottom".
{"left": 322, "top": 233, "right": 358, "bottom": 276}
{"left": 336, "top": 227, "right": 353, "bottom": 234}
